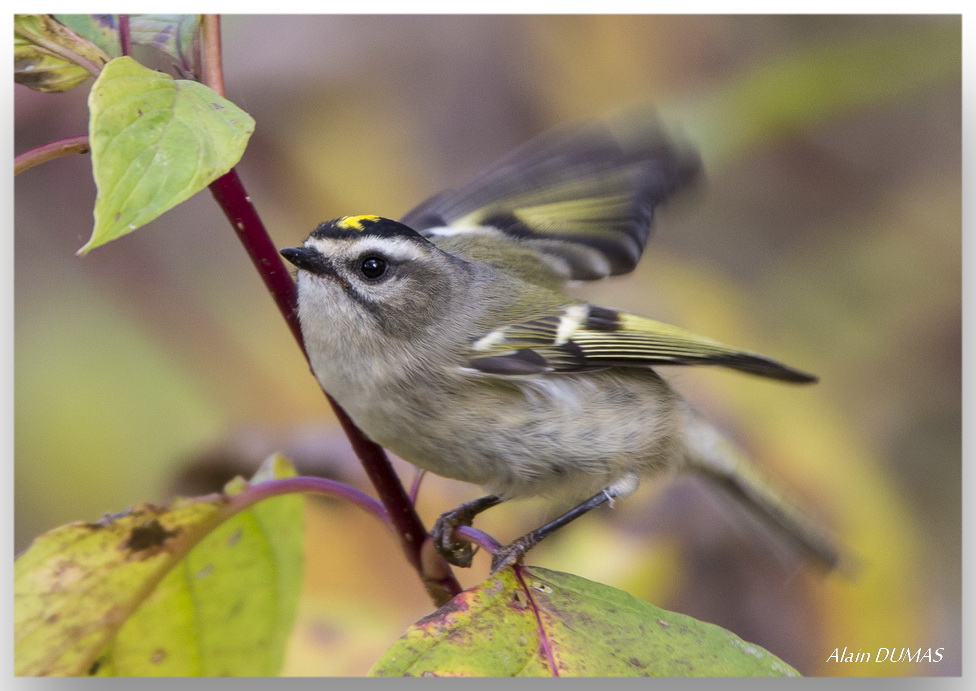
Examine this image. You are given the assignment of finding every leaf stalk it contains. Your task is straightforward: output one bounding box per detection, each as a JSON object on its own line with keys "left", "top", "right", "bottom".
{"left": 14, "top": 135, "right": 90, "bottom": 175}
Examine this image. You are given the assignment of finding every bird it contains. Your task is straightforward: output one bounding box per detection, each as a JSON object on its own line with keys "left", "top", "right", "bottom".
{"left": 280, "top": 110, "right": 841, "bottom": 573}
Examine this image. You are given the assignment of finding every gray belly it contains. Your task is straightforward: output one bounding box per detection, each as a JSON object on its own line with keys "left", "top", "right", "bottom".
{"left": 351, "top": 368, "right": 685, "bottom": 503}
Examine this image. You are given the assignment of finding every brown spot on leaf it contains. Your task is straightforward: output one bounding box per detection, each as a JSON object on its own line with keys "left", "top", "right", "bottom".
{"left": 123, "top": 519, "right": 179, "bottom": 556}
{"left": 151, "top": 648, "right": 167, "bottom": 664}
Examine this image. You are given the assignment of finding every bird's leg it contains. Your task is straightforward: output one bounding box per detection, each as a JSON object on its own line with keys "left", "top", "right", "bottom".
{"left": 490, "top": 489, "right": 615, "bottom": 573}
{"left": 432, "top": 494, "right": 502, "bottom": 567}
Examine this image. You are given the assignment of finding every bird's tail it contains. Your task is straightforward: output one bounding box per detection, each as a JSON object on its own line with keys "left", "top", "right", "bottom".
{"left": 680, "top": 410, "right": 846, "bottom": 572}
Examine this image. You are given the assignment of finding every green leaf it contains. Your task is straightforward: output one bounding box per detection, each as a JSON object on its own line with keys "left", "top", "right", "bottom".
{"left": 55, "top": 15, "right": 203, "bottom": 70}
{"left": 370, "top": 566, "right": 799, "bottom": 677}
{"left": 14, "top": 455, "right": 304, "bottom": 677}
{"left": 128, "top": 15, "right": 201, "bottom": 69}
{"left": 14, "top": 14, "right": 111, "bottom": 92}
{"left": 82, "top": 56, "right": 255, "bottom": 255}
{"left": 52, "top": 15, "right": 122, "bottom": 59}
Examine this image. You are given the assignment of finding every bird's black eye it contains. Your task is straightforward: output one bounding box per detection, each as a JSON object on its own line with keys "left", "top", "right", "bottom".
{"left": 359, "top": 256, "right": 388, "bottom": 280}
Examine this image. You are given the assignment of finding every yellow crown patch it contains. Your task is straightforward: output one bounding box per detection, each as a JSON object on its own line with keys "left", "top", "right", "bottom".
{"left": 336, "top": 215, "right": 381, "bottom": 231}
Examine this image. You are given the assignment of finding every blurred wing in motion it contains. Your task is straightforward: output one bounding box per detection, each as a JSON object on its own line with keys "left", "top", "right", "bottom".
{"left": 400, "top": 109, "right": 702, "bottom": 281}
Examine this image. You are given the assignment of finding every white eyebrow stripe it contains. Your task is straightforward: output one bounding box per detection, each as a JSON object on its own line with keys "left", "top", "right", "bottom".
{"left": 305, "top": 236, "right": 428, "bottom": 262}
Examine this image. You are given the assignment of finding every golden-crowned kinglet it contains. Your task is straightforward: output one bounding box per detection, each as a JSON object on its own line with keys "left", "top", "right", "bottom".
{"left": 281, "top": 113, "right": 840, "bottom": 573}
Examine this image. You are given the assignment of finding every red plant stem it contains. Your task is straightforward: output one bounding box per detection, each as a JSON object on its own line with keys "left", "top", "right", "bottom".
{"left": 14, "top": 135, "right": 90, "bottom": 175}
{"left": 226, "top": 476, "right": 391, "bottom": 526}
{"left": 200, "top": 15, "right": 225, "bottom": 97}
{"left": 456, "top": 525, "right": 502, "bottom": 554}
{"left": 208, "top": 171, "right": 304, "bottom": 346}
{"left": 118, "top": 15, "right": 131, "bottom": 56}
{"left": 208, "top": 169, "right": 462, "bottom": 604}
{"left": 408, "top": 468, "right": 426, "bottom": 504}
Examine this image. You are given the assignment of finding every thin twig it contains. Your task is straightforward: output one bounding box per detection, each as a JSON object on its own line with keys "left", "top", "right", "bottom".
{"left": 208, "top": 171, "right": 304, "bottom": 344}
{"left": 226, "top": 476, "right": 391, "bottom": 527}
{"left": 14, "top": 135, "right": 90, "bottom": 175}
{"left": 201, "top": 15, "right": 225, "bottom": 97}
{"left": 456, "top": 525, "right": 503, "bottom": 554}
{"left": 118, "top": 14, "right": 131, "bottom": 56}
{"left": 409, "top": 468, "right": 427, "bottom": 505}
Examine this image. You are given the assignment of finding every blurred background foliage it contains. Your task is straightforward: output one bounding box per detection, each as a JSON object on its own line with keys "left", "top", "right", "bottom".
{"left": 14, "top": 15, "right": 960, "bottom": 677}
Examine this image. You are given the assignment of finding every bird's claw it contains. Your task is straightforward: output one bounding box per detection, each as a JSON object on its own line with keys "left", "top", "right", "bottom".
{"left": 431, "top": 512, "right": 477, "bottom": 568}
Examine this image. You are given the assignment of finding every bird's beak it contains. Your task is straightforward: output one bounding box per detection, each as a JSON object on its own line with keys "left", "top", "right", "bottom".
{"left": 281, "top": 245, "right": 351, "bottom": 290}
{"left": 280, "top": 246, "right": 329, "bottom": 276}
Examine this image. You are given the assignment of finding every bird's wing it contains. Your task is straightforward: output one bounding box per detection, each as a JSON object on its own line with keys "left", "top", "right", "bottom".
{"left": 464, "top": 304, "right": 817, "bottom": 383}
{"left": 400, "top": 109, "right": 701, "bottom": 281}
